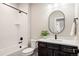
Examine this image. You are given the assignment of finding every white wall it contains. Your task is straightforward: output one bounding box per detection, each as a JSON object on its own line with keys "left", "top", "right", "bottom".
{"left": 75, "top": 4, "right": 79, "bottom": 40}
{"left": 30, "top": 3, "right": 75, "bottom": 39}
{"left": 17, "top": 3, "right": 31, "bottom": 47}
{"left": 0, "top": 3, "right": 30, "bottom": 55}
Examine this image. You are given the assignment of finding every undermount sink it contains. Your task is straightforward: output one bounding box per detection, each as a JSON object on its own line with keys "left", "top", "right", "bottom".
{"left": 51, "top": 38, "right": 75, "bottom": 43}
{"left": 46, "top": 38, "right": 63, "bottom": 41}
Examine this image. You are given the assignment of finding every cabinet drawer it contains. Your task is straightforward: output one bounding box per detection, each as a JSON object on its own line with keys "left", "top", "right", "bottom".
{"left": 38, "top": 42, "right": 47, "bottom": 47}
{"left": 47, "top": 43, "right": 60, "bottom": 50}
{"left": 54, "top": 50, "right": 77, "bottom": 56}
{"left": 60, "top": 45, "right": 78, "bottom": 53}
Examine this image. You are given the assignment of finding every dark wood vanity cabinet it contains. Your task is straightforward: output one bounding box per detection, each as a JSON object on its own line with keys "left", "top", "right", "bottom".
{"left": 38, "top": 41, "right": 79, "bottom": 56}
{"left": 38, "top": 42, "right": 48, "bottom": 56}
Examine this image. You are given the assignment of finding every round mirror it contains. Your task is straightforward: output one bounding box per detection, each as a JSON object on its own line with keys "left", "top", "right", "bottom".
{"left": 48, "top": 10, "right": 65, "bottom": 34}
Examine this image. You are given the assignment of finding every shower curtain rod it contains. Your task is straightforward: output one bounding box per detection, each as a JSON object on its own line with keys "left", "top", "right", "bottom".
{"left": 2, "top": 3, "right": 28, "bottom": 15}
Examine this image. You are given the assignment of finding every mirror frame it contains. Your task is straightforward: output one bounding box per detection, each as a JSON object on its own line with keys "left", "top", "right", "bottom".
{"left": 48, "top": 10, "right": 65, "bottom": 34}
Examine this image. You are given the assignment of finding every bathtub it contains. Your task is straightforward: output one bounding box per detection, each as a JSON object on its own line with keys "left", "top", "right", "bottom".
{"left": 0, "top": 44, "right": 27, "bottom": 56}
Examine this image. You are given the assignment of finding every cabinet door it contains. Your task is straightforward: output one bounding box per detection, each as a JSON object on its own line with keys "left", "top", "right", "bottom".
{"left": 60, "top": 45, "right": 78, "bottom": 56}
{"left": 38, "top": 47, "right": 48, "bottom": 56}
{"left": 38, "top": 42, "right": 48, "bottom": 56}
{"left": 48, "top": 48, "right": 54, "bottom": 56}
{"left": 47, "top": 43, "right": 60, "bottom": 56}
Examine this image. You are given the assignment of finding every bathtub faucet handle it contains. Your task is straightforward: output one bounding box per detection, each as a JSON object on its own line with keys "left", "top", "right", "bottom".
{"left": 19, "top": 42, "right": 22, "bottom": 44}
{"left": 20, "top": 37, "right": 23, "bottom": 40}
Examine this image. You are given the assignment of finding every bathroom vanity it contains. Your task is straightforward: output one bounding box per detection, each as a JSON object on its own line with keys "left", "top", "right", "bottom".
{"left": 37, "top": 10, "right": 79, "bottom": 56}
{"left": 37, "top": 39, "right": 79, "bottom": 56}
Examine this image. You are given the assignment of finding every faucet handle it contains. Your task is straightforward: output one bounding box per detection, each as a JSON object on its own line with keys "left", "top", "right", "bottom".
{"left": 18, "top": 42, "right": 22, "bottom": 44}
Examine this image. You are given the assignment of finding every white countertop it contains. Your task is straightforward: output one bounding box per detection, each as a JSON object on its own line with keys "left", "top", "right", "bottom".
{"left": 33, "top": 38, "right": 79, "bottom": 48}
